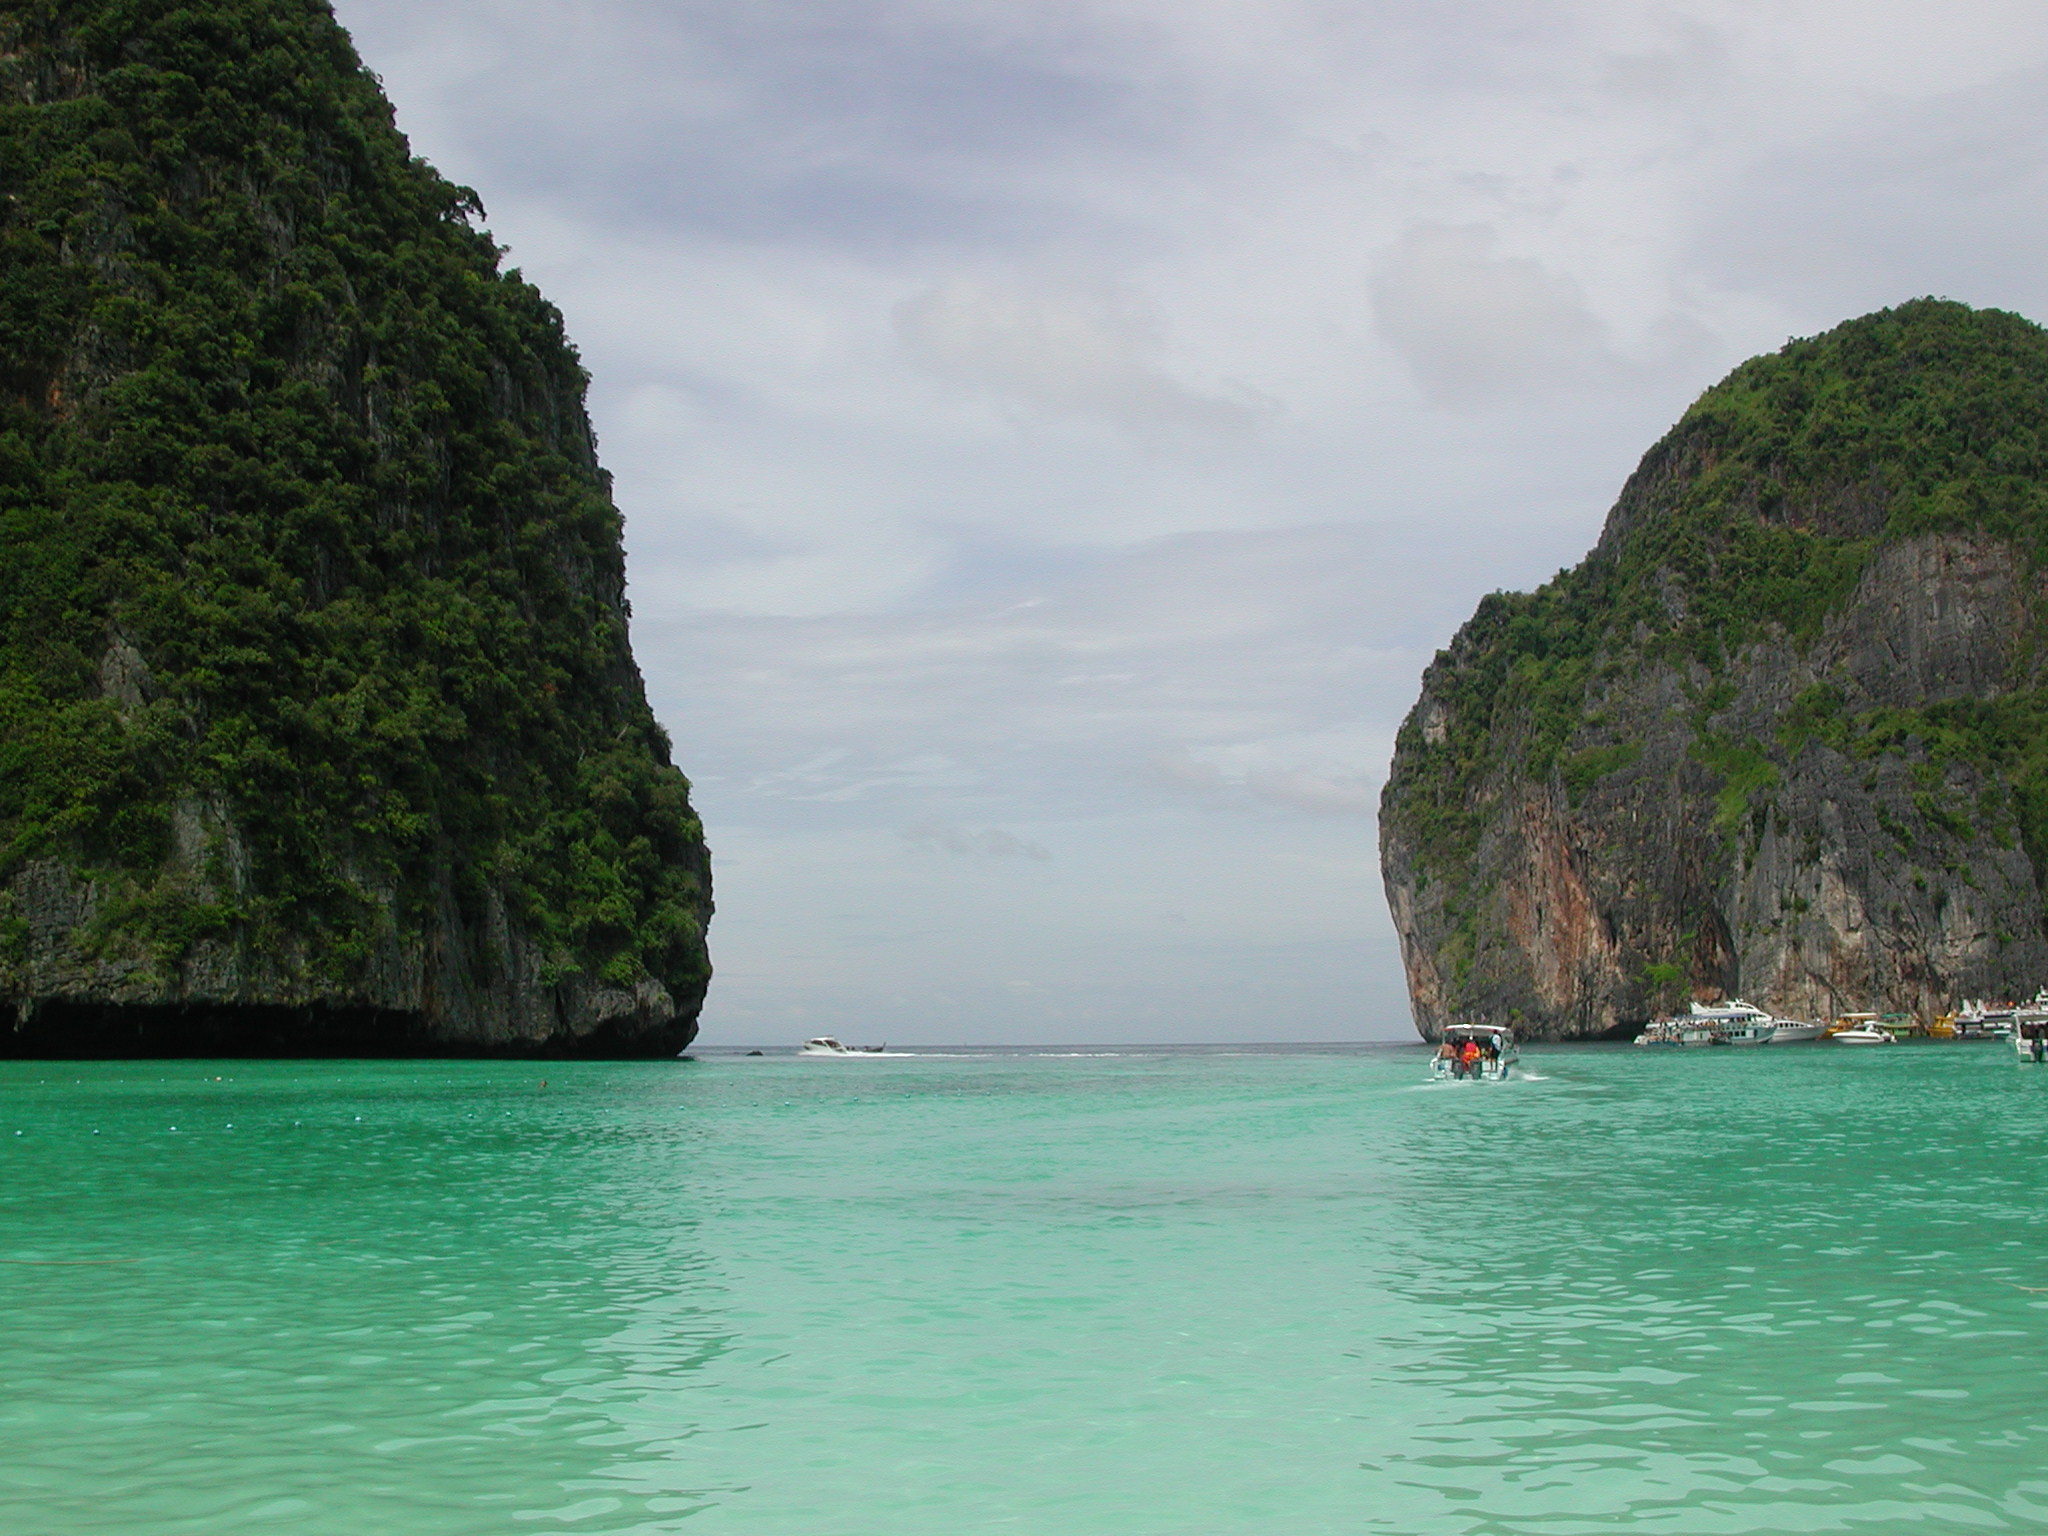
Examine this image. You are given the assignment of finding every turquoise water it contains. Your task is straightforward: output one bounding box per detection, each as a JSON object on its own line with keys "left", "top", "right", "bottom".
{"left": 2, "top": 1044, "right": 2047, "bottom": 1534}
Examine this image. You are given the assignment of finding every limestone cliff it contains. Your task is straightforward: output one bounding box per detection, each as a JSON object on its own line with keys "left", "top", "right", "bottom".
{"left": 0, "top": 1, "right": 710, "bottom": 1055}
{"left": 1380, "top": 301, "right": 2048, "bottom": 1040}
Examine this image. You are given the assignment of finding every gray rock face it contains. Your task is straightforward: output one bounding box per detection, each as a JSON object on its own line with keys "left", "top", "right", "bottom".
{"left": 7, "top": 843, "right": 685, "bottom": 1057}
{"left": 1379, "top": 303, "right": 2048, "bottom": 1040}
{"left": 5, "top": 610, "right": 703, "bottom": 1056}
{"left": 1385, "top": 536, "right": 2048, "bottom": 1039}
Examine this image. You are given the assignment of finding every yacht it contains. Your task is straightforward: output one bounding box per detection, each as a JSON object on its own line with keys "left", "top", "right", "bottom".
{"left": 798, "top": 1036, "right": 887, "bottom": 1056}
{"left": 1829, "top": 1017, "right": 1897, "bottom": 1044}
{"left": 1687, "top": 999, "right": 1779, "bottom": 1046}
{"left": 1691, "top": 998, "right": 1828, "bottom": 1043}
{"left": 1641, "top": 999, "right": 1820, "bottom": 1047}
{"left": 1430, "top": 1023, "right": 1518, "bottom": 1081}
{"left": 1636, "top": 1018, "right": 1715, "bottom": 1048}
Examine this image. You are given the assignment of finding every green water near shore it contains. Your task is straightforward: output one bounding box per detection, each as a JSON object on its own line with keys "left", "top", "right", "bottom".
{"left": 2, "top": 1043, "right": 2046, "bottom": 1534}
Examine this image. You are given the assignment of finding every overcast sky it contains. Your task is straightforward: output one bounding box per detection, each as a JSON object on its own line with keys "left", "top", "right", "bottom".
{"left": 333, "top": 0, "right": 2048, "bottom": 1045}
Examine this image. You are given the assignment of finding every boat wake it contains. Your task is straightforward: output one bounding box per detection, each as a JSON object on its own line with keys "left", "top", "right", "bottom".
{"left": 1412, "top": 1069, "right": 1549, "bottom": 1091}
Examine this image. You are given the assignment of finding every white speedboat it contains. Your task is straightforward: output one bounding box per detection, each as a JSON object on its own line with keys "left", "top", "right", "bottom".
{"left": 1829, "top": 1020, "right": 1896, "bottom": 1044}
{"left": 1765, "top": 1019, "right": 1826, "bottom": 1043}
{"left": 2016, "top": 993, "right": 2048, "bottom": 1040}
{"left": 798, "top": 1036, "right": 887, "bottom": 1056}
{"left": 2011, "top": 996, "right": 2048, "bottom": 1059}
{"left": 1430, "top": 1023, "right": 1517, "bottom": 1081}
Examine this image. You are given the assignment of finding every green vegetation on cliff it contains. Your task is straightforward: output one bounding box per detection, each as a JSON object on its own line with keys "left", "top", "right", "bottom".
{"left": 0, "top": 0, "right": 710, "bottom": 1045}
{"left": 1391, "top": 301, "right": 2048, "bottom": 889}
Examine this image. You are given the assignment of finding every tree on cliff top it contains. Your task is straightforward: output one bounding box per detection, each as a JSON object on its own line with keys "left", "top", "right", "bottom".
{"left": 0, "top": 0, "right": 711, "bottom": 1051}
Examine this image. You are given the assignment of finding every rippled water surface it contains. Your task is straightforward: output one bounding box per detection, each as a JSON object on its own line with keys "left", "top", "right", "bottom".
{"left": 3, "top": 1044, "right": 2048, "bottom": 1533}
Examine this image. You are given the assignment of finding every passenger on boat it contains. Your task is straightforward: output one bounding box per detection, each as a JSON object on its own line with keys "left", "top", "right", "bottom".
{"left": 2033, "top": 1033, "right": 2045, "bottom": 1064}
{"left": 1459, "top": 1039, "right": 1481, "bottom": 1077}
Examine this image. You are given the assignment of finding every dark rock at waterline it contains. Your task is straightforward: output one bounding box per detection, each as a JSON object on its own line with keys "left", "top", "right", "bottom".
{"left": 0, "top": 1, "right": 710, "bottom": 1057}
{"left": 1380, "top": 300, "right": 2048, "bottom": 1041}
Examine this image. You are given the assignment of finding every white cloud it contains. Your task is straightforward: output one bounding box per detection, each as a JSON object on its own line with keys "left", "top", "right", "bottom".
{"left": 1693, "top": 64, "right": 2048, "bottom": 317}
{"left": 1370, "top": 224, "right": 1624, "bottom": 408}
{"left": 329, "top": 0, "right": 2048, "bottom": 1041}
{"left": 1152, "top": 724, "right": 1388, "bottom": 819}
{"left": 1597, "top": 17, "right": 1729, "bottom": 103}
{"left": 902, "top": 822, "right": 1052, "bottom": 860}
{"left": 1244, "top": 769, "right": 1378, "bottom": 816}
{"left": 894, "top": 277, "right": 1261, "bottom": 432}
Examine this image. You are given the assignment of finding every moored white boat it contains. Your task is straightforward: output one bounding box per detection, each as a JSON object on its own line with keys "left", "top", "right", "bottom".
{"left": 1941, "top": 999, "right": 2039, "bottom": 1048}
{"left": 1642, "top": 999, "right": 1823, "bottom": 1046}
{"left": 1636, "top": 1018, "right": 1715, "bottom": 1048}
{"left": 1764, "top": 1018, "right": 1825, "bottom": 1043}
{"left": 1955, "top": 1012, "right": 2011, "bottom": 1040}
{"left": 798, "top": 1036, "right": 888, "bottom": 1056}
{"left": 1829, "top": 1019, "right": 1896, "bottom": 1044}
{"left": 1687, "top": 999, "right": 1780, "bottom": 1046}
{"left": 1637, "top": 998, "right": 1811, "bottom": 1047}
{"left": 1430, "top": 1023, "right": 1518, "bottom": 1081}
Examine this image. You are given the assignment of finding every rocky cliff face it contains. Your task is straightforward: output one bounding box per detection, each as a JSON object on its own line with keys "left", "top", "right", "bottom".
{"left": 0, "top": 1, "right": 710, "bottom": 1055}
{"left": 1380, "top": 301, "right": 2048, "bottom": 1040}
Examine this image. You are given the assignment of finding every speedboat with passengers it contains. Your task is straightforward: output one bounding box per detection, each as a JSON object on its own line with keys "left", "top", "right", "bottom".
{"left": 2015, "top": 1019, "right": 2048, "bottom": 1062}
{"left": 1998, "top": 991, "right": 2048, "bottom": 1064}
{"left": 1430, "top": 1023, "right": 1517, "bottom": 1081}
{"left": 2010, "top": 994, "right": 2048, "bottom": 1060}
